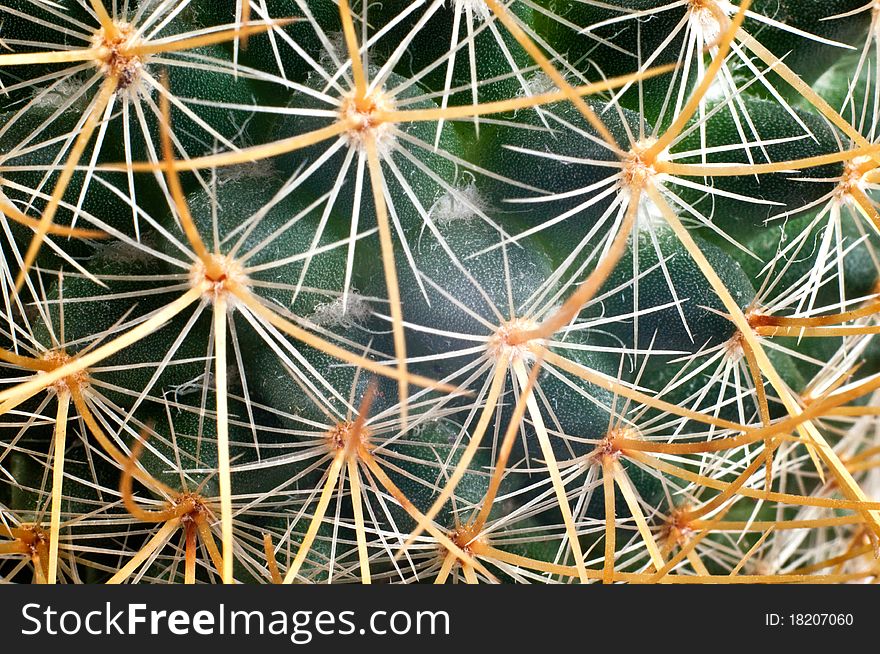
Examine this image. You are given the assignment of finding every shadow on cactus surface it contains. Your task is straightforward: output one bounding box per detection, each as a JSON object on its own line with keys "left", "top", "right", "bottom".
{"left": 1, "top": 0, "right": 880, "bottom": 585}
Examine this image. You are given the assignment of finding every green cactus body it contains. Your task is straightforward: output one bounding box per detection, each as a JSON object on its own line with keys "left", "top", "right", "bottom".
{"left": 670, "top": 95, "right": 843, "bottom": 236}
{"left": 3, "top": 0, "right": 880, "bottom": 586}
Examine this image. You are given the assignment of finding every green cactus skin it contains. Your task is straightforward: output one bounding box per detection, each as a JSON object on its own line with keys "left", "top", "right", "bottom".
{"left": 598, "top": 225, "right": 756, "bottom": 354}
{"left": 474, "top": 100, "right": 644, "bottom": 247}
{"left": 740, "top": 1, "right": 872, "bottom": 94}
{"left": 2, "top": 1, "right": 880, "bottom": 586}
{"left": 533, "top": 1, "right": 690, "bottom": 127}
{"left": 670, "top": 95, "right": 843, "bottom": 236}
{"left": 370, "top": 1, "right": 536, "bottom": 107}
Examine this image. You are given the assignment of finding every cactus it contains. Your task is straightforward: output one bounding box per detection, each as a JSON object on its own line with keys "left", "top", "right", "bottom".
{"left": 1, "top": 0, "right": 880, "bottom": 585}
